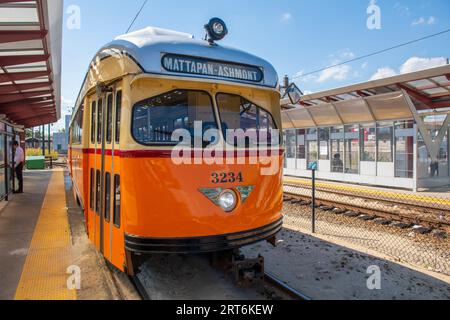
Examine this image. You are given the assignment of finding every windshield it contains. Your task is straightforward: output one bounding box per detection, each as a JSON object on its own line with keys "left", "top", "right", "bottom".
{"left": 216, "top": 93, "right": 277, "bottom": 147}
{"left": 132, "top": 90, "right": 217, "bottom": 146}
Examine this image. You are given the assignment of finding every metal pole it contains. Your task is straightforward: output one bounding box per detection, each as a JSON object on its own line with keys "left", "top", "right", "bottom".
{"left": 48, "top": 124, "right": 51, "bottom": 154}
{"left": 312, "top": 168, "right": 316, "bottom": 234}
{"left": 41, "top": 125, "right": 45, "bottom": 156}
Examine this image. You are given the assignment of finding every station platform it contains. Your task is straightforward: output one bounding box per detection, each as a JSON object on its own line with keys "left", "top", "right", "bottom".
{"left": 0, "top": 169, "right": 138, "bottom": 300}
{"left": 284, "top": 176, "right": 450, "bottom": 208}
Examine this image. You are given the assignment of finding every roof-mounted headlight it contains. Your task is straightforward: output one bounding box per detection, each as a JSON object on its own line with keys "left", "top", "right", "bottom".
{"left": 204, "top": 17, "right": 228, "bottom": 44}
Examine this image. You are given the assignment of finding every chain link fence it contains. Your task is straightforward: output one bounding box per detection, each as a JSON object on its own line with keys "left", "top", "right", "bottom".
{"left": 283, "top": 178, "right": 450, "bottom": 276}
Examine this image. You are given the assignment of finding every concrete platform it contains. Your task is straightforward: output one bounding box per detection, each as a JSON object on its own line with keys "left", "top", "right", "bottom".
{"left": 0, "top": 171, "right": 51, "bottom": 300}
{"left": 243, "top": 228, "right": 450, "bottom": 300}
{"left": 0, "top": 169, "right": 138, "bottom": 300}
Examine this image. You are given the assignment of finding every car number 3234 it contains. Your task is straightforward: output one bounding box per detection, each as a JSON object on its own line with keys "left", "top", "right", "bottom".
{"left": 211, "top": 172, "right": 244, "bottom": 184}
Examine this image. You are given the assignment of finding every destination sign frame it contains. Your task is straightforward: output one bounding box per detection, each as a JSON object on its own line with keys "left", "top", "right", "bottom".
{"left": 161, "top": 53, "right": 264, "bottom": 83}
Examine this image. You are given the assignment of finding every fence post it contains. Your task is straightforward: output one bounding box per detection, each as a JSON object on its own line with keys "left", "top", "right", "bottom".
{"left": 312, "top": 168, "right": 316, "bottom": 233}
{"left": 308, "top": 161, "right": 318, "bottom": 234}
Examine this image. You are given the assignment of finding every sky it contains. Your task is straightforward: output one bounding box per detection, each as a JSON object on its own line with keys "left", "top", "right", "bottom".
{"left": 55, "top": 0, "right": 450, "bottom": 131}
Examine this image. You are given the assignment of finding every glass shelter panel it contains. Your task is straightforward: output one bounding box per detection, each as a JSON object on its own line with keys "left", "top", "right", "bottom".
{"left": 344, "top": 125, "right": 359, "bottom": 174}
{"left": 377, "top": 122, "right": 394, "bottom": 163}
{"left": 306, "top": 128, "right": 318, "bottom": 168}
{"left": 331, "top": 127, "right": 344, "bottom": 173}
{"left": 395, "top": 120, "right": 414, "bottom": 178}
{"left": 360, "top": 124, "right": 376, "bottom": 162}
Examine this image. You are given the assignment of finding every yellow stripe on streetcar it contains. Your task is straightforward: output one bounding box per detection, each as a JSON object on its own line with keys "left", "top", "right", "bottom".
{"left": 284, "top": 177, "right": 450, "bottom": 207}
{"left": 15, "top": 170, "right": 77, "bottom": 300}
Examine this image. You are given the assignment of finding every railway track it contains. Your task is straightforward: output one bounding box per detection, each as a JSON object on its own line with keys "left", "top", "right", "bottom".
{"left": 284, "top": 184, "right": 450, "bottom": 233}
{"left": 130, "top": 255, "right": 311, "bottom": 301}
{"left": 284, "top": 182, "right": 450, "bottom": 211}
{"left": 264, "top": 272, "right": 311, "bottom": 300}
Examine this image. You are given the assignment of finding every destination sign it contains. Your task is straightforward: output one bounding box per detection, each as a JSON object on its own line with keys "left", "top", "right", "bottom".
{"left": 161, "top": 54, "right": 264, "bottom": 83}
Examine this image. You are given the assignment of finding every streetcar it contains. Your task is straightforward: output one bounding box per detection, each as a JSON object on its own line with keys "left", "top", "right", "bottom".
{"left": 68, "top": 18, "right": 283, "bottom": 274}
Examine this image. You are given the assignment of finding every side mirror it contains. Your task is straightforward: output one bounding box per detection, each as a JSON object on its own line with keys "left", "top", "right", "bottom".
{"left": 284, "top": 83, "right": 304, "bottom": 105}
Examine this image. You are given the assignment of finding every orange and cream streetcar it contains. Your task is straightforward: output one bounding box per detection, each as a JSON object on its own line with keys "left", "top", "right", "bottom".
{"left": 69, "top": 18, "right": 283, "bottom": 274}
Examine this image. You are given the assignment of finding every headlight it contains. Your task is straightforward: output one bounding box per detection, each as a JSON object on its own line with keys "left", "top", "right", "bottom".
{"left": 212, "top": 22, "right": 224, "bottom": 35}
{"left": 218, "top": 190, "right": 237, "bottom": 212}
{"left": 204, "top": 17, "right": 228, "bottom": 43}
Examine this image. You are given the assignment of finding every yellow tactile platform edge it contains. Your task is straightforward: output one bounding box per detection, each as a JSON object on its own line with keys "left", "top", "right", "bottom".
{"left": 14, "top": 170, "right": 77, "bottom": 300}
{"left": 284, "top": 177, "right": 450, "bottom": 206}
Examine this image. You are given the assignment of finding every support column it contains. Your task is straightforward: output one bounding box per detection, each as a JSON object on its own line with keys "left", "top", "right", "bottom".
{"left": 413, "top": 123, "right": 418, "bottom": 192}
{"left": 48, "top": 124, "right": 51, "bottom": 154}
{"left": 41, "top": 125, "right": 45, "bottom": 156}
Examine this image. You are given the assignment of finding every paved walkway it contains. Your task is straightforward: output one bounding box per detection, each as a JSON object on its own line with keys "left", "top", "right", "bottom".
{"left": 0, "top": 169, "right": 136, "bottom": 300}
{"left": 0, "top": 171, "right": 52, "bottom": 300}
{"left": 14, "top": 170, "right": 76, "bottom": 300}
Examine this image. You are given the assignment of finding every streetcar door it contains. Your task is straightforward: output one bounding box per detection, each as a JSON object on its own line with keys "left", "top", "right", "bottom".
{"left": 103, "top": 92, "right": 114, "bottom": 260}
{"left": 98, "top": 94, "right": 106, "bottom": 254}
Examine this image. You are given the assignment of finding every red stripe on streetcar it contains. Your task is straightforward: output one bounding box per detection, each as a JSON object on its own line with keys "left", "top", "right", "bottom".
{"left": 69, "top": 147, "right": 284, "bottom": 158}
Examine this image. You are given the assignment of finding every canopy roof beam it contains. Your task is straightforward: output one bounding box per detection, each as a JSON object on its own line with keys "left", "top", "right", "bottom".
{"left": 0, "top": 54, "right": 49, "bottom": 67}
{"left": 0, "top": 82, "right": 52, "bottom": 94}
{"left": 0, "top": 70, "right": 51, "bottom": 83}
{"left": 0, "top": 90, "right": 53, "bottom": 104}
{"left": 0, "top": 30, "right": 47, "bottom": 44}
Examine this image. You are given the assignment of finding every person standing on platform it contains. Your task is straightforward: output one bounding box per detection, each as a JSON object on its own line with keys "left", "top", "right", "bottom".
{"left": 13, "top": 141, "right": 24, "bottom": 194}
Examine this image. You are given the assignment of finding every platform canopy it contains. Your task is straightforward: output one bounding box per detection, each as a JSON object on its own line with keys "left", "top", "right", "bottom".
{"left": 282, "top": 64, "right": 450, "bottom": 129}
{"left": 0, "top": 0, "right": 62, "bottom": 128}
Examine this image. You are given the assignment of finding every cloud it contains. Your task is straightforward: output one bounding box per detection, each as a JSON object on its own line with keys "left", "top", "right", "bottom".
{"left": 394, "top": 2, "right": 411, "bottom": 16}
{"left": 399, "top": 57, "right": 447, "bottom": 74}
{"left": 370, "top": 67, "right": 397, "bottom": 80}
{"left": 317, "top": 65, "right": 351, "bottom": 83}
{"left": 294, "top": 70, "right": 317, "bottom": 82}
{"left": 281, "top": 13, "right": 292, "bottom": 22}
{"left": 295, "top": 64, "right": 352, "bottom": 84}
{"left": 411, "top": 16, "right": 437, "bottom": 26}
{"left": 427, "top": 16, "right": 437, "bottom": 24}
{"left": 295, "top": 49, "right": 356, "bottom": 84}
{"left": 369, "top": 56, "right": 447, "bottom": 80}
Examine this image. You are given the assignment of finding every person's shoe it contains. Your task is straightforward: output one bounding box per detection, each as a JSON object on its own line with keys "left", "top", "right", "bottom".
{"left": 13, "top": 190, "right": 23, "bottom": 194}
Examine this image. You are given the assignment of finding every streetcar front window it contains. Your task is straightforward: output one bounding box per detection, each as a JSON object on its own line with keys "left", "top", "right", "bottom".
{"left": 132, "top": 90, "right": 217, "bottom": 146}
{"left": 216, "top": 93, "right": 277, "bottom": 147}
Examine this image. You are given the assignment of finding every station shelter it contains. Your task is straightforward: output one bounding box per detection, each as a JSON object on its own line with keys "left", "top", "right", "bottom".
{"left": 0, "top": 0, "right": 62, "bottom": 201}
{"left": 281, "top": 65, "right": 450, "bottom": 191}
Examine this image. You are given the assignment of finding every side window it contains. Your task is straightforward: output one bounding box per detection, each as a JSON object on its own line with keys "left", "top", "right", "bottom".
{"left": 95, "top": 170, "right": 101, "bottom": 214}
{"left": 90, "top": 169, "right": 94, "bottom": 210}
{"left": 115, "top": 91, "right": 122, "bottom": 144}
{"left": 91, "top": 101, "right": 96, "bottom": 144}
{"left": 104, "top": 172, "right": 111, "bottom": 221}
{"left": 97, "top": 99, "right": 103, "bottom": 143}
{"left": 69, "top": 126, "right": 73, "bottom": 145}
{"left": 106, "top": 94, "right": 113, "bottom": 143}
{"left": 113, "top": 175, "right": 121, "bottom": 227}
{"left": 77, "top": 106, "right": 84, "bottom": 143}
{"left": 71, "top": 108, "right": 83, "bottom": 144}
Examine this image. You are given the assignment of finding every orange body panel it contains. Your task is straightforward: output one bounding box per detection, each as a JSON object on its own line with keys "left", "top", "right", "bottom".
{"left": 69, "top": 146, "right": 126, "bottom": 271}
{"left": 121, "top": 157, "right": 283, "bottom": 238}
{"left": 70, "top": 146, "right": 283, "bottom": 272}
